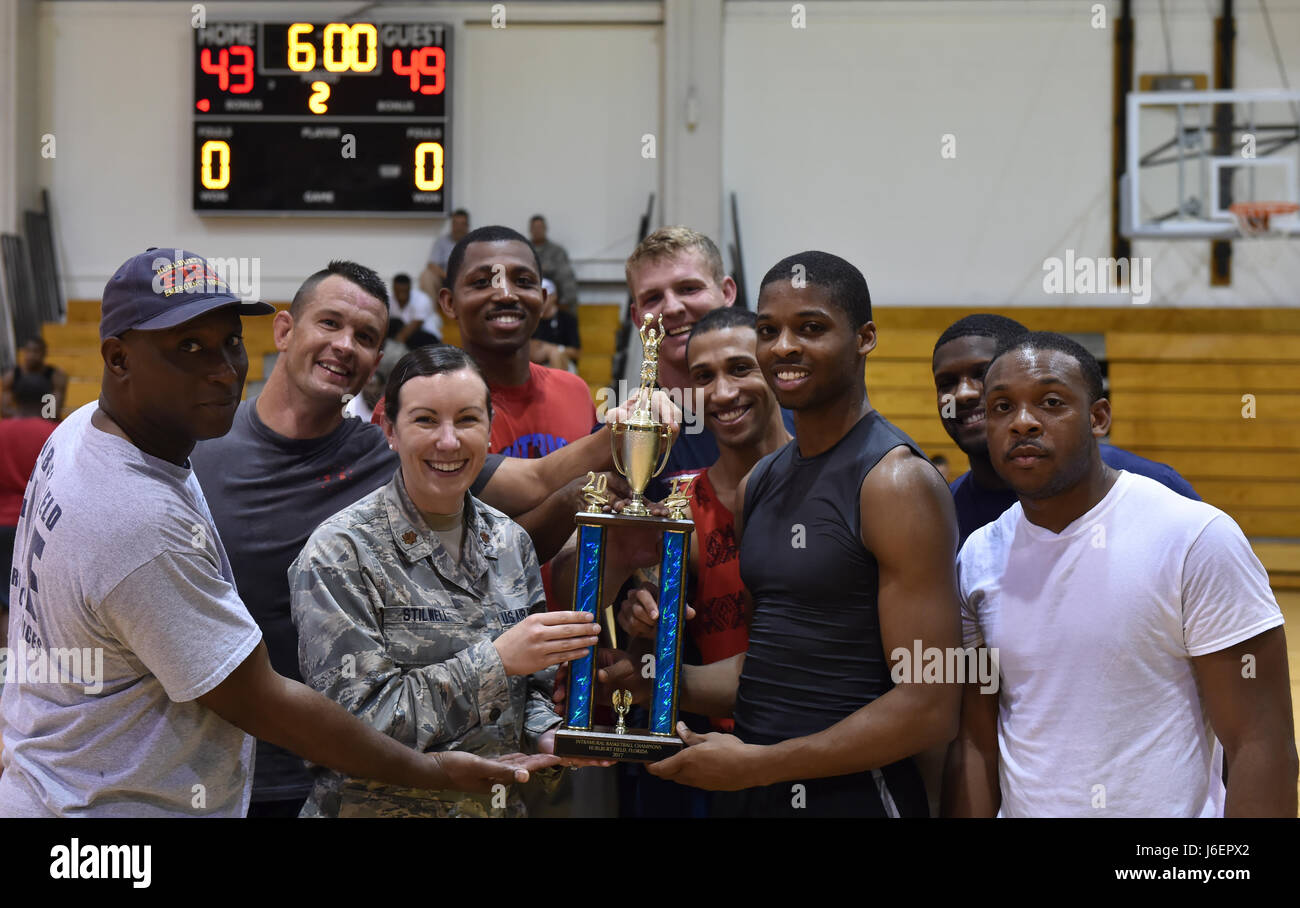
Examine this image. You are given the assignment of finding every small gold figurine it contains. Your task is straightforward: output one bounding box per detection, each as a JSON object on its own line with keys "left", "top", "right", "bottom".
{"left": 580, "top": 471, "right": 610, "bottom": 512}
{"left": 612, "top": 689, "right": 633, "bottom": 734}
{"left": 637, "top": 313, "right": 664, "bottom": 391}
{"left": 663, "top": 475, "right": 695, "bottom": 521}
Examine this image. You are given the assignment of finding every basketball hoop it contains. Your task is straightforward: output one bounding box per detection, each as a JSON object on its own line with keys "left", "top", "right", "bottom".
{"left": 1229, "top": 201, "right": 1299, "bottom": 237}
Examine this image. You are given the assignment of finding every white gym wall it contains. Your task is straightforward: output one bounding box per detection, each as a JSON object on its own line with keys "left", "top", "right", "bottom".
{"left": 22, "top": 0, "right": 1300, "bottom": 304}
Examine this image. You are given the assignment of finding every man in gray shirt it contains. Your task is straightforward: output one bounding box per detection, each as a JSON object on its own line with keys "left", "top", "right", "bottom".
{"left": 0, "top": 248, "right": 549, "bottom": 816}
{"left": 529, "top": 214, "right": 579, "bottom": 313}
{"left": 420, "top": 208, "right": 470, "bottom": 299}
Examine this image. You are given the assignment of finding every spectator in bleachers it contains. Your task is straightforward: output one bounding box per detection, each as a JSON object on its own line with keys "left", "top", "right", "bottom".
{"left": 420, "top": 208, "right": 470, "bottom": 299}
{"left": 0, "top": 372, "right": 57, "bottom": 615}
{"left": 388, "top": 272, "right": 442, "bottom": 348}
{"left": 1, "top": 338, "right": 66, "bottom": 419}
{"left": 932, "top": 453, "right": 951, "bottom": 483}
{"left": 531, "top": 277, "right": 581, "bottom": 373}
{"left": 528, "top": 215, "right": 579, "bottom": 313}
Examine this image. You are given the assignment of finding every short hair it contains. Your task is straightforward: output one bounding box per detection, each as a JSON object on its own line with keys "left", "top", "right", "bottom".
{"left": 625, "top": 226, "right": 726, "bottom": 287}
{"left": 13, "top": 371, "right": 53, "bottom": 409}
{"left": 758, "top": 251, "right": 872, "bottom": 329}
{"left": 384, "top": 343, "right": 493, "bottom": 423}
{"left": 529, "top": 214, "right": 545, "bottom": 225}
{"left": 933, "top": 314, "right": 1028, "bottom": 355}
{"left": 445, "top": 225, "right": 543, "bottom": 290}
{"left": 451, "top": 208, "right": 470, "bottom": 220}
{"left": 931, "top": 454, "right": 949, "bottom": 468}
{"left": 290, "top": 260, "right": 390, "bottom": 319}
{"left": 988, "top": 331, "right": 1105, "bottom": 403}
{"left": 24, "top": 337, "right": 47, "bottom": 353}
{"left": 686, "top": 306, "right": 757, "bottom": 364}
{"left": 392, "top": 273, "right": 411, "bottom": 286}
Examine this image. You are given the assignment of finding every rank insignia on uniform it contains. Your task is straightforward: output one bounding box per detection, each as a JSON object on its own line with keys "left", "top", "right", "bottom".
{"left": 402, "top": 531, "right": 417, "bottom": 544}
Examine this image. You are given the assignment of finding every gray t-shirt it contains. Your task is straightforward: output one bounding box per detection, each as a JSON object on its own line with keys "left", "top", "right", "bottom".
{"left": 0, "top": 404, "right": 263, "bottom": 817}
{"left": 429, "top": 233, "right": 457, "bottom": 269}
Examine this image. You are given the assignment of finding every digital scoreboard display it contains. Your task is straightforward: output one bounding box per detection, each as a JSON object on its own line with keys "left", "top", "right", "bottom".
{"left": 193, "top": 21, "right": 451, "bottom": 216}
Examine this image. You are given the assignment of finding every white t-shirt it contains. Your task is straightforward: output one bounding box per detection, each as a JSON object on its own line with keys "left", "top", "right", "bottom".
{"left": 958, "top": 471, "right": 1283, "bottom": 818}
{"left": 391, "top": 287, "right": 442, "bottom": 338}
{"left": 0, "top": 404, "right": 263, "bottom": 817}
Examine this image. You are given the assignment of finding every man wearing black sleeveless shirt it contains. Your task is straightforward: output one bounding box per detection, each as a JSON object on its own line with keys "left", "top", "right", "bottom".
{"left": 640, "top": 251, "right": 962, "bottom": 817}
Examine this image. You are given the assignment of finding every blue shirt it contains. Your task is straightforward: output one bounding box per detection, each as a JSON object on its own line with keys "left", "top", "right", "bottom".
{"left": 950, "top": 443, "right": 1200, "bottom": 548}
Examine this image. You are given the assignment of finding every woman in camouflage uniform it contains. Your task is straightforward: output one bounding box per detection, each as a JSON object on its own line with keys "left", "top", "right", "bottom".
{"left": 289, "top": 345, "right": 604, "bottom": 817}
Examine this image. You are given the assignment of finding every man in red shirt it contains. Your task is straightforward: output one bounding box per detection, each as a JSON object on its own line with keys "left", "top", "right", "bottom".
{"left": 437, "top": 225, "right": 597, "bottom": 457}
{"left": 0, "top": 374, "right": 58, "bottom": 621}
{"left": 436, "top": 226, "right": 605, "bottom": 564}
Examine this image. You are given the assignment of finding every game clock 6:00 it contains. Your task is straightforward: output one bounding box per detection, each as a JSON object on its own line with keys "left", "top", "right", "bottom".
{"left": 192, "top": 21, "right": 452, "bottom": 215}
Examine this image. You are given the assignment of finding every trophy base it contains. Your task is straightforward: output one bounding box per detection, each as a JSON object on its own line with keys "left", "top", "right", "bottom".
{"left": 553, "top": 726, "right": 684, "bottom": 763}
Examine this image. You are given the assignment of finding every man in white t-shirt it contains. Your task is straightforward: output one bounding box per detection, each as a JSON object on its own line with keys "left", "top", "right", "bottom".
{"left": 0, "top": 248, "right": 554, "bottom": 816}
{"left": 388, "top": 272, "right": 441, "bottom": 348}
{"left": 942, "top": 331, "right": 1296, "bottom": 818}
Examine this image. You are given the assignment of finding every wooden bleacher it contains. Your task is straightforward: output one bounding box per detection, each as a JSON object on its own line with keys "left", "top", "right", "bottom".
{"left": 867, "top": 305, "right": 1300, "bottom": 597}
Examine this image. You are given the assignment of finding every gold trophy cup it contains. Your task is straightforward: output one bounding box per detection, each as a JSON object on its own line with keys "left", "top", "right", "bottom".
{"left": 609, "top": 314, "right": 674, "bottom": 516}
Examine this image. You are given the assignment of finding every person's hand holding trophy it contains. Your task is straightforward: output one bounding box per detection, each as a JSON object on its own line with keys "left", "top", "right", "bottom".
{"left": 552, "top": 314, "right": 695, "bottom": 762}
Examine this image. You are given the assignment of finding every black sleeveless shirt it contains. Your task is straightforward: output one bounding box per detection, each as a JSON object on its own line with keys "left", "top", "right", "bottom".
{"left": 733, "top": 409, "right": 931, "bottom": 815}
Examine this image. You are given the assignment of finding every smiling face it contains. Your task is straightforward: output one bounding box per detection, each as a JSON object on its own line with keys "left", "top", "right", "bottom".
{"left": 383, "top": 369, "right": 491, "bottom": 515}
{"left": 278, "top": 274, "right": 387, "bottom": 407}
{"left": 983, "top": 347, "right": 1110, "bottom": 500}
{"left": 687, "top": 325, "right": 779, "bottom": 450}
{"left": 439, "top": 239, "right": 545, "bottom": 356}
{"left": 932, "top": 335, "right": 999, "bottom": 456}
{"left": 628, "top": 249, "right": 736, "bottom": 392}
{"left": 117, "top": 305, "right": 248, "bottom": 442}
{"left": 755, "top": 280, "right": 874, "bottom": 413}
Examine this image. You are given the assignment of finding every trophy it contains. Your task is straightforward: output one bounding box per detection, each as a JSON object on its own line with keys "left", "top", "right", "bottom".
{"left": 553, "top": 314, "right": 695, "bottom": 762}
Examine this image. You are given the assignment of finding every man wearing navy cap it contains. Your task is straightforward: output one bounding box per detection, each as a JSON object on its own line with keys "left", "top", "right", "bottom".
{"left": 0, "top": 248, "right": 552, "bottom": 817}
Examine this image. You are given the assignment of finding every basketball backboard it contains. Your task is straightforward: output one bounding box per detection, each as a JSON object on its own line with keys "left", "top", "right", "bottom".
{"left": 1122, "top": 89, "right": 1300, "bottom": 239}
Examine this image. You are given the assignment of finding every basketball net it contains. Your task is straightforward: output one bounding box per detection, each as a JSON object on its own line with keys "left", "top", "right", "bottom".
{"left": 1228, "top": 202, "right": 1299, "bottom": 271}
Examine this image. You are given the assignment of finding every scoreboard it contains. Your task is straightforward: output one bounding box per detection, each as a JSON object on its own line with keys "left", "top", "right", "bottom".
{"left": 193, "top": 21, "right": 452, "bottom": 216}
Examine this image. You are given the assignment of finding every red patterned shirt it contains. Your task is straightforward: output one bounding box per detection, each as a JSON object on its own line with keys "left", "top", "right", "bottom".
{"left": 687, "top": 470, "right": 752, "bottom": 732}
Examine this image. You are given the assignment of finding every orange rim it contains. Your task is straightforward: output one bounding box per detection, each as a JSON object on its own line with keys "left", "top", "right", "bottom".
{"left": 1229, "top": 201, "right": 1299, "bottom": 231}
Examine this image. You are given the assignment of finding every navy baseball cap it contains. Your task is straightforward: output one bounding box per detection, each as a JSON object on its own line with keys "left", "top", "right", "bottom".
{"left": 100, "top": 247, "right": 274, "bottom": 340}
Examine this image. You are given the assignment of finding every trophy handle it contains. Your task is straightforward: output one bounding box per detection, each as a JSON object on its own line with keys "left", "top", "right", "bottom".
{"left": 609, "top": 422, "right": 627, "bottom": 476}
{"left": 649, "top": 424, "right": 674, "bottom": 479}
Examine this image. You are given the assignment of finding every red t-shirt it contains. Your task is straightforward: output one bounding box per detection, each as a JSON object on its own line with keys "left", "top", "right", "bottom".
{"left": 370, "top": 363, "right": 597, "bottom": 454}
{"left": 0, "top": 417, "right": 57, "bottom": 525}
{"left": 687, "top": 470, "right": 752, "bottom": 732}
{"left": 486, "top": 363, "right": 597, "bottom": 609}
{"left": 488, "top": 362, "right": 597, "bottom": 457}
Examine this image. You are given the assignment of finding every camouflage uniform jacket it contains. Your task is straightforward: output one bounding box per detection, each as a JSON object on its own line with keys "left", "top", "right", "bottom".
{"left": 289, "top": 468, "right": 562, "bottom": 817}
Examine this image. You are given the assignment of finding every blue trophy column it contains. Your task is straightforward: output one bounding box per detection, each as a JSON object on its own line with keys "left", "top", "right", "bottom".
{"left": 564, "top": 522, "right": 606, "bottom": 729}
{"left": 650, "top": 530, "right": 688, "bottom": 734}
